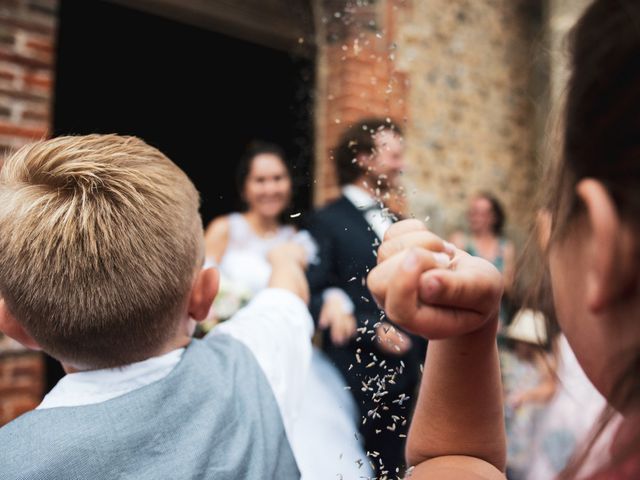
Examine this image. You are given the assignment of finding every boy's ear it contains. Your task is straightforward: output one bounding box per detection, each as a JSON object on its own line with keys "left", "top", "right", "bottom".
{"left": 577, "top": 179, "right": 637, "bottom": 313}
{"left": 188, "top": 267, "right": 220, "bottom": 321}
{"left": 0, "top": 300, "right": 41, "bottom": 350}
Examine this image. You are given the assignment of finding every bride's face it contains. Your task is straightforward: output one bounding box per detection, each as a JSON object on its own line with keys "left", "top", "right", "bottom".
{"left": 243, "top": 154, "right": 292, "bottom": 219}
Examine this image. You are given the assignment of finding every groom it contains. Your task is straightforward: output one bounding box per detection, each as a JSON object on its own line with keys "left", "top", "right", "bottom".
{"left": 306, "top": 118, "right": 426, "bottom": 478}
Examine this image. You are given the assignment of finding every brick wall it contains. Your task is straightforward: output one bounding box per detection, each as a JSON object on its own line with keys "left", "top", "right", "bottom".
{"left": 395, "top": 0, "right": 545, "bottom": 235}
{"left": 0, "top": 0, "right": 57, "bottom": 155}
{"left": 0, "top": 0, "right": 57, "bottom": 425}
{"left": 314, "top": 0, "right": 546, "bottom": 238}
{"left": 314, "top": 0, "right": 408, "bottom": 207}
{"left": 0, "top": 351, "right": 45, "bottom": 426}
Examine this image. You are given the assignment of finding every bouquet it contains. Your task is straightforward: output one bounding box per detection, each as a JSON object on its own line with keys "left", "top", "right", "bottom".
{"left": 197, "top": 273, "right": 253, "bottom": 335}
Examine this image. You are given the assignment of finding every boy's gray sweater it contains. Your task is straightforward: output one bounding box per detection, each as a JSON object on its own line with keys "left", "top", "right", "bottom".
{"left": 0, "top": 334, "right": 299, "bottom": 479}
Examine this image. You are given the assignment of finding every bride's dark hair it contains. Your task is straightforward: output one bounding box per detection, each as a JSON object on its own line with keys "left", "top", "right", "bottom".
{"left": 235, "top": 141, "right": 290, "bottom": 199}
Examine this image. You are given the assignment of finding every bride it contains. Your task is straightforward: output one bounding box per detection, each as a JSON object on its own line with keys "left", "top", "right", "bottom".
{"left": 204, "top": 141, "right": 371, "bottom": 479}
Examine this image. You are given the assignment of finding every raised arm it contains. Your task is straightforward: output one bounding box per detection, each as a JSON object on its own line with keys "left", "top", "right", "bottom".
{"left": 211, "top": 242, "right": 312, "bottom": 439}
{"left": 267, "top": 242, "right": 310, "bottom": 304}
{"left": 502, "top": 240, "right": 516, "bottom": 295}
{"left": 368, "top": 220, "right": 506, "bottom": 479}
{"left": 204, "top": 216, "right": 230, "bottom": 264}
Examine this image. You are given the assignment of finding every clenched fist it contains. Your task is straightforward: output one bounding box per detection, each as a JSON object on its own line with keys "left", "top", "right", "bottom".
{"left": 368, "top": 220, "right": 503, "bottom": 340}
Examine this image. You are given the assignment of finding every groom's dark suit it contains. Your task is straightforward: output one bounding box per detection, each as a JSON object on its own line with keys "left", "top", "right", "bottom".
{"left": 306, "top": 194, "right": 425, "bottom": 476}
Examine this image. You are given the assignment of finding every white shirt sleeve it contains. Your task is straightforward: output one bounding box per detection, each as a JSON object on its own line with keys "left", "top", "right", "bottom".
{"left": 291, "top": 229, "right": 319, "bottom": 265}
{"left": 210, "top": 288, "right": 313, "bottom": 439}
{"left": 322, "top": 287, "right": 355, "bottom": 314}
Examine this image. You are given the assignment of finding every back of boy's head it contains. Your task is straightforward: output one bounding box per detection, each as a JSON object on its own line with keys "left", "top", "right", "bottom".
{"left": 0, "top": 134, "right": 203, "bottom": 369}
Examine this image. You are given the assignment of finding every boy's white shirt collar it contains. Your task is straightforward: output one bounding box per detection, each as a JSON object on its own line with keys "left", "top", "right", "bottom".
{"left": 37, "top": 348, "right": 185, "bottom": 410}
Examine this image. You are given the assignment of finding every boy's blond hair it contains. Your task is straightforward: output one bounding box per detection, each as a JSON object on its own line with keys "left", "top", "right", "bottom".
{"left": 0, "top": 134, "right": 203, "bottom": 369}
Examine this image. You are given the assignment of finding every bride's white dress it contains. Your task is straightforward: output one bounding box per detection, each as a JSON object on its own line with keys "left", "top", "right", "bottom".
{"left": 215, "top": 213, "right": 372, "bottom": 479}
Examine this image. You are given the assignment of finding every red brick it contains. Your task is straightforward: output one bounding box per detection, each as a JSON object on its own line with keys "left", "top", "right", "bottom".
{"left": 0, "top": 46, "right": 52, "bottom": 69}
{"left": 22, "top": 106, "right": 49, "bottom": 123}
{"left": 0, "top": 352, "right": 44, "bottom": 425}
{"left": 18, "top": 39, "right": 54, "bottom": 66}
{"left": 7, "top": 395, "right": 40, "bottom": 417}
{"left": 0, "top": 394, "right": 40, "bottom": 426}
{"left": 0, "top": 120, "right": 47, "bottom": 138}
{"left": 0, "top": 67, "right": 16, "bottom": 80}
{"left": 0, "top": 384, "right": 42, "bottom": 397}
{"left": 24, "top": 34, "right": 54, "bottom": 55}
{"left": 23, "top": 70, "right": 51, "bottom": 90}
{"left": 0, "top": 9, "right": 56, "bottom": 36}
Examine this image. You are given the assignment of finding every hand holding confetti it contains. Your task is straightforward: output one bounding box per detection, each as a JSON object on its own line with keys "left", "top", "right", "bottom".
{"left": 368, "top": 219, "right": 503, "bottom": 340}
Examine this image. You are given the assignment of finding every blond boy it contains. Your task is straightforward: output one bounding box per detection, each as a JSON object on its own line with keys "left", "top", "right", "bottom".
{"left": 0, "top": 135, "right": 311, "bottom": 479}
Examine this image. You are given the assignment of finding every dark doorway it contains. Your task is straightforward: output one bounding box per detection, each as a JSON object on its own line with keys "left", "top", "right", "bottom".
{"left": 53, "top": 0, "right": 315, "bottom": 225}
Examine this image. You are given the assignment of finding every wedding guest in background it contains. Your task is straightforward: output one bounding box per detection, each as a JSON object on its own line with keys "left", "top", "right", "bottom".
{"left": 204, "top": 141, "right": 371, "bottom": 479}
{"left": 451, "top": 192, "right": 515, "bottom": 323}
{"left": 499, "top": 309, "right": 556, "bottom": 479}
{"left": 306, "top": 118, "right": 428, "bottom": 478}
{"left": 526, "top": 334, "right": 614, "bottom": 480}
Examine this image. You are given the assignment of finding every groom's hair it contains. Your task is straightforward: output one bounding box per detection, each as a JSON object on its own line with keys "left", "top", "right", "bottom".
{"left": 333, "top": 117, "right": 402, "bottom": 186}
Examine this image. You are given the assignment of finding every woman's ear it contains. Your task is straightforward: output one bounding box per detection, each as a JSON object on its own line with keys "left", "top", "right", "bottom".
{"left": 188, "top": 267, "right": 220, "bottom": 321}
{"left": 577, "top": 179, "right": 637, "bottom": 312}
{"left": 0, "top": 300, "right": 41, "bottom": 350}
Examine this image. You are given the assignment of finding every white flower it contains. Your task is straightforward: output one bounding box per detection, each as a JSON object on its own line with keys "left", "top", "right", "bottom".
{"left": 199, "top": 274, "right": 253, "bottom": 333}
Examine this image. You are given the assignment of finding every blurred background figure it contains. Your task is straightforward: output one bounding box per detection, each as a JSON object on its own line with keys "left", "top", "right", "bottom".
{"left": 306, "top": 118, "right": 426, "bottom": 478}
{"left": 451, "top": 192, "right": 516, "bottom": 325}
{"left": 500, "top": 309, "right": 556, "bottom": 479}
{"left": 204, "top": 141, "right": 371, "bottom": 480}
{"left": 526, "top": 334, "right": 615, "bottom": 480}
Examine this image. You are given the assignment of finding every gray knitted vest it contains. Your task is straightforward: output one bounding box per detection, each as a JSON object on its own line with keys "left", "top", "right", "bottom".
{"left": 0, "top": 334, "right": 300, "bottom": 479}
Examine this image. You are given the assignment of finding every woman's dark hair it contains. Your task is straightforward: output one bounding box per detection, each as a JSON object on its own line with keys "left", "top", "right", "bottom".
{"left": 525, "top": 0, "right": 640, "bottom": 477}
{"left": 476, "top": 192, "right": 506, "bottom": 236}
{"left": 333, "top": 117, "right": 402, "bottom": 186}
{"left": 550, "top": 0, "right": 640, "bottom": 238}
{"left": 235, "top": 140, "right": 290, "bottom": 201}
